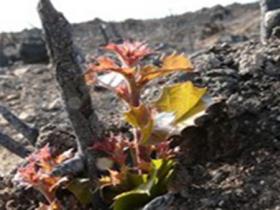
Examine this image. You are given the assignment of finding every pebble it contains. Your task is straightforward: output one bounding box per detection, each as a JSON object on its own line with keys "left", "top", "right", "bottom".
{"left": 13, "top": 67, "right": 29, "bottom": 77}
{"left": 0, "top": 116, "right": 8, "bottom": 126}
{"left": 42, "top": 98, "right": 62, "bottom": 111}
{"left": 6, "top": 94, "right": 20, "bottom": 101}
{"left": 19, "top": 111, "right": 35, "bottom": 122}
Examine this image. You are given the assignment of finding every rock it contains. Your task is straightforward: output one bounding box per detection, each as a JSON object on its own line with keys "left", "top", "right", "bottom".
{"left": 0, "top": 50, "right": 9, "bottom": 67}
{"left": 13, "top": 67, "right": 30, "bottom": 77}
{"left": 218, "top": 34, "right": 248, "bottom": 44}
{"left": 19, "top": 36, "right": 49, "bottom": 64}
{"left": 19, "top": 111, "right": 35, "bottom": 122}
{"left": 260, "top": 0, "right": 280, "bottom": 42}
{"left": 272, "top": 26, "right": 280, "bottom": 38}
{"left": 142, "top": 193, "right": 176, "bottom": 210}
{"left": 0, "top": 116, "right": 8, "bottom": 126}
{"left": 210, "top": 5, "right": 231, "bottom": 21}
{"left": 0, "top": 29, "right": 49, "bottom": 66}
{"left": 36, "top": 125, "right": 77, "bottom": 155}
{"left": 6, "top": 94, "right": 20, "bottom": 101}
{"left": 42, "top": 98, "right": 62, "bottom": 111}
{"left": 199, "top": 22, "right": 224, "bottom": 39}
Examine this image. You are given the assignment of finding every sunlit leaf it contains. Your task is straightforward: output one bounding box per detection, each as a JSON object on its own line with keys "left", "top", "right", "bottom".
{"left": 86, "top": 56, "right": 135, "bottom": 83}
{"left": 84, "top": 57, "right": 119, "bottom": 85}
{"left": 138, "top": 54, "right": 192, "bottom": 85}
{"left": 105, "top": 41, "right": 152, "bottom": 67}
{"left": 154, "top": 82, "right": 207, "bottom": 121}
{"left": 161, "top": 53, "right": 193, "bottom": 70}
{"left": 84, "top": 69, "right": 96, "bottom": 85}
{"left": 95, "top": 57, "right": 119, "bottom": 70}
{"left": 175, "top": 95, "right": 213, "bottom": 130}
{"left": 124, "top": 104, "right": 154, "bottom": 143}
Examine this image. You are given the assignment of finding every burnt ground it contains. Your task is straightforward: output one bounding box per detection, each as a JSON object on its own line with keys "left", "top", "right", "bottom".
{"left": 0, "top": 39, "right": 280, "bottom": 209}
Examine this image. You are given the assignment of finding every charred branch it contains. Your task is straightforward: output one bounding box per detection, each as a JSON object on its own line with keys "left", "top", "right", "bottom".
{"left": 110, "top": 23, "right": 123, "bottom": 43}
{"left": 37, "top": 0, "right": 105, "bottom": 207}
{"left": 0, "top": 132, "right": 32, "bottom": 158}
{"left": 0, "top": 105, "right": 39, "bottom": 145}
{"left": 99, "top": 24, "right": 110, "bottom": 46}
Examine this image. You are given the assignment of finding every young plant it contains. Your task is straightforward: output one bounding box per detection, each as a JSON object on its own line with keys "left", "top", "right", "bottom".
{"left": 14, "top": 40, "right": 210, "bottom": 210}
{"left": 13, "top": 145, "right": 73, "bottom": 210}
{"left": 86, "top": 41, "right": 211, "bottom": 210}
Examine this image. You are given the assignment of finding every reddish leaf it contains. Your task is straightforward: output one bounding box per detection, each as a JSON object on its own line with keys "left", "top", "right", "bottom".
{"left": 105, "top": 41, "right": 152, "bottom": 67}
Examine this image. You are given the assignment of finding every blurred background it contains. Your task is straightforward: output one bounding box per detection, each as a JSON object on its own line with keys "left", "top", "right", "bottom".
{"left": 0, "top": 0, "right": 256, "bottom": 32}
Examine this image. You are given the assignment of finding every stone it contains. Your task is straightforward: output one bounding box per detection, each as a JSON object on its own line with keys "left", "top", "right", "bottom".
{"left": 19, "top": 111, "right": 35, "bottom": 122}
{"left": 13, "top": 67, "right": 30, "bottom": 77}
{"left": 0, "top": 116, "right": 8, "bottom": 126}
{"left": 260, "top": 0, "right": 280, "bottom": 43}
{"left": 6, "top": 94, "right": 20, "bottom": 101}
{"left": 0, "top": 50, "right": 9, "bottom": 67}
{"left": 19, "top": 38, "right": 49, "bottom": 64}
{"left": 42, "top": 98, "right": 62, "bottom": 111}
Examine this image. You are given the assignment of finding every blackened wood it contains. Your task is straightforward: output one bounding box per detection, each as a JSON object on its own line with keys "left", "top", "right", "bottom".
{"left": 37, "top": 0, "right": 105, "bottom": 208}
{"left": 0, "top": 132, "right": 32, "bottom": 158}
{"left": 0, "top": 105, "right": 38, "bottom": 145}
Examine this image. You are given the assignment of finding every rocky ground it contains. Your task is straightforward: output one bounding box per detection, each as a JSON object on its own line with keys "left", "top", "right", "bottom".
{"left": 1, "top": 1, "right": 280, "bottom": 210}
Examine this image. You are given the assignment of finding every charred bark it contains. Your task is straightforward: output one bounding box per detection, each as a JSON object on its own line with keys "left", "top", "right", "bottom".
{"left": 37, "top": 0, "right": 105, "bottom": 208}
{"left": 0, "top": 105, "right": 38, "bottom": 145}
{"left": 0, "top": 132, "right": 32, "bottom": 158}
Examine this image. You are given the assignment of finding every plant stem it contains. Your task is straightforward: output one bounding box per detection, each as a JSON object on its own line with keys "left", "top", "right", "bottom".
{"left": 130, "top": 128, "right": 141, "bottom": 173}
{"left": 128, "top": 79, "right": 140, "bottom": 107}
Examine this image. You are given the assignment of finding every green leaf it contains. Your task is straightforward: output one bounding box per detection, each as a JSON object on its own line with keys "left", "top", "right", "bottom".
{"left": 150, "top": 159, "right": 176, "bottom": 196}
{"left": 112, "top": 159, "right": 176, "bottom": 210}
{"left": 126, "top": 173, "right": 148, "bottom": 188}
{"left": 67, "top": 179, "right": 92, "bottom": 205}
{"left": 113, "top": 189, "right": 151, "bottom": 210}
{"left": 113, "top": 174, "right": 155, "bottom": 210}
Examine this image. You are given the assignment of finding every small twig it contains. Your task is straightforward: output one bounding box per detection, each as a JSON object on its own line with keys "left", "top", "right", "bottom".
{"left": 0, "top": 132, "right": 32, "bottom": 158}
{"left": 99, "top": 24, "right": 109, "bottom": 45}
{"left": 110, "top": 23, "right": 123, "bottom": 43}
{"left": 0, "top": 105, "right": 39, "bottom": 145}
